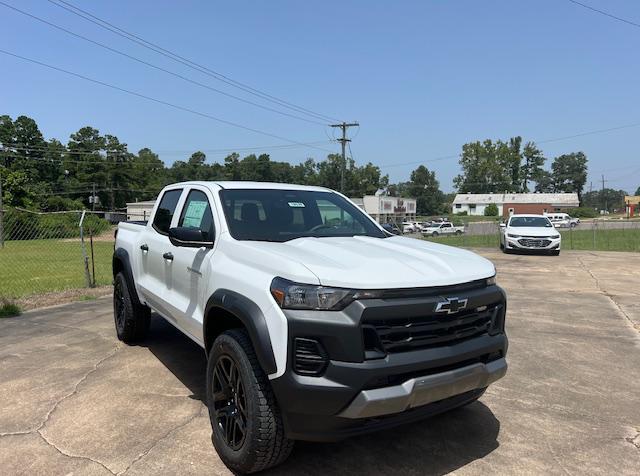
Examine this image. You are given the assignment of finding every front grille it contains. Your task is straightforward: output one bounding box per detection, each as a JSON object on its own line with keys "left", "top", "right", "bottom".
{"left": 517, "top": 238, "right": 551, "bottom": 248}
{"left": 364, "top": 304, "right": 501, "bottom": 354}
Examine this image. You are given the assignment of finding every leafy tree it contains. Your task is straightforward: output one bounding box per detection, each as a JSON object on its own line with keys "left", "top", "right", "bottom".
{"left": 581, "top": 188, "right": 627, "bottom": 212}
{"left": 484, "top": 203, "right": 499, "bottom": 216}
{"left": 521, "top": 142, "right": 545, "bottom": 192}
{"left": 635, "top": 186, "right": 640, "bottom": 196}
{"left": 534, "top": 170, "right": 555, "bottom": 192}
{"left": 406, "top": 165, "right": 444, "bottom": 215}
{"left": 551, "top": 152, "right": 588, "bottom": 201}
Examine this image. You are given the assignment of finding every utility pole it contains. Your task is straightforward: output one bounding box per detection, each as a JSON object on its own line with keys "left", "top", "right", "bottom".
{"left": 91, "top": 182, "right": 96, "bottom": 211}
{"left": 330, "top": 121, "right": 359, "bottom": 193}
{"left": 601, "top": 174, "right": 606, "bottom": 213}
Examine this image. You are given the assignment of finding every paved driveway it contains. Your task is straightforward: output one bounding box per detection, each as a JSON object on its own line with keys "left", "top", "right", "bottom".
{"left": 1, "top": 250, "right": 639, "bottom": 475}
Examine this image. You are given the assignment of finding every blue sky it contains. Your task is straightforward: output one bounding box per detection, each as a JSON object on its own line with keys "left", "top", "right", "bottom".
{"left": 1, "top": 0, "right": 639, "bottom": 193}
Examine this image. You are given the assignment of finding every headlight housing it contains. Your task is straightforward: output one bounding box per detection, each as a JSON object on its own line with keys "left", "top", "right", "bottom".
{"left": 486, "top": 275, "right": 496, "bottom": 286}
{"left": 551, "top": 234, "right": 560, "bottom": 239}
{"left": 270, "top": 277, "right": 383, "bottom": 310}
{"left": 507, "top": 233, "right": 520, "bottom": 238}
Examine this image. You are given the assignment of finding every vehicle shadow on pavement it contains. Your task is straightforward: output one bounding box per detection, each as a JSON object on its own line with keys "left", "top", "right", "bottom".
{"left": 143, "top": 315, "right": 208, "bottom": 401}
{"left": 143, "top": 315, "right": 501, "bottom": 475}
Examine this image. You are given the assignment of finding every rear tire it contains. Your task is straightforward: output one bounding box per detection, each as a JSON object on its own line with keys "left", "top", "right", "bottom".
{"left": 207, "top": 329, "right": 293, "bottom": 474}
{"left": 432, "top": 231, "right": 439, "bottom": 237}
{"left": 113, "top": 272, "right": 150, "bottom": 343}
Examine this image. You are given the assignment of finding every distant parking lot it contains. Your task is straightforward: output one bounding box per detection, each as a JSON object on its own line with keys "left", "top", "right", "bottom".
{"left": 1, "top": 250, "right": 639, "bottom": 475}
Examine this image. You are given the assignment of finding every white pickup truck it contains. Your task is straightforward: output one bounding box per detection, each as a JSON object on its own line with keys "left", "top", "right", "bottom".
{"left": 422, "top": 221, "right": 465, "bottom": 237}
{"left": 113, "top": 181, "right": 507, "bottom": 473}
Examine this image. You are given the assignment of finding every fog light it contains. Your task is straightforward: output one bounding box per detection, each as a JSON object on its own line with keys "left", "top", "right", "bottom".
{"left": 293, "top": 338, "right": 328, "bottom": 376}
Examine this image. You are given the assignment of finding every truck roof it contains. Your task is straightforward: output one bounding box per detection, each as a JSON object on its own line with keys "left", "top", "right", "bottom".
{"left": 168, "top": 181, "right": 332, "bottom": 192}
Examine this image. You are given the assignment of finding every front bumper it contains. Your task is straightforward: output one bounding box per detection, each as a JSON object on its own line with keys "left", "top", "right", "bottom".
{"left": 339, "top": 358, "right": 507, "bottom": 419}
{"left": 269, "top": 284, "right": 508, "bottom": 441}
{"left": 506, "top": 236, "right": 561, "bottom": 250}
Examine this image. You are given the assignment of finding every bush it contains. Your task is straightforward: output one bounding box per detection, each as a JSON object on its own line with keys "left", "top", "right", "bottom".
{"left": 484, "top": 203, "right": 499, "bottom": 216}
{"left": 455, "top": 211, "right": 468, "bottom": 216}
{"left": 0, "top": 299, "right": 21, "bottom": 318}
{"left": 564, "top": 207, "right": 598, "bottom": 218}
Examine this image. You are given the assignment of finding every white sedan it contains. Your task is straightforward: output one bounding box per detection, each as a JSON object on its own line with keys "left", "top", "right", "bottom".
{"left": 499, "top": 214, "right": 561, "bottom": 255}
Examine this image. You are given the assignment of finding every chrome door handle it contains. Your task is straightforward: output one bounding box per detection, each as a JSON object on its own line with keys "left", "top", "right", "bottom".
{"left": 162, "top": 252, "right": 174, "bottom": 261}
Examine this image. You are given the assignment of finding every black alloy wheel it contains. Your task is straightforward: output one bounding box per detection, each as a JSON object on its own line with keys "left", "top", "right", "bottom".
{"left": 212, "top": 355, "right": 248, "bottom": 450}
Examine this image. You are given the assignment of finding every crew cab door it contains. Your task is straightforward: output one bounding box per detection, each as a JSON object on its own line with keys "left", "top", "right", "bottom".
{"left": 136, "top": 187, "right": 184, "bottom": 315}
{"left": 164, "top": 187, "right": 217, "bottom": 340}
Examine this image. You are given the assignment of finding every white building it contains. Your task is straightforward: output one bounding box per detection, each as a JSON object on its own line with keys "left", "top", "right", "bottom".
{"left": 350, "top": 195, "right": 417, "bottom": 223}
{"left": 452, "top": 193, "right": 579, "bottom": 216}
{"left": 126, "top": 200, "right": 156, "bottom": 221}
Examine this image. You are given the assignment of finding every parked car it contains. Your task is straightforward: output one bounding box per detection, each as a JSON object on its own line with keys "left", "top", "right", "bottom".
{"left": 381, "top": 222, "right": 401, "bottom": 235}
{"left": 544, "top": 212, "right": 579, "bottom": 228}
{"left": 402, "top": 221, "right": 416, "bottom": 233}
{"left": 500, "top": 214, "right": 561, "bottom": 255}
{"left": 422, "top": 222, "right": 465, "bottom": 236}
{"left": 113, "top": 181, "right": 507, "bottom": 473}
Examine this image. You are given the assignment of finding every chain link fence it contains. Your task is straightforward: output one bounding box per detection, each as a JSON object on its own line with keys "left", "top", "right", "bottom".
{"left": 1, "top": 207, "right": 639, "bottom": 302}
{"left": 421, "top": 219, "right": 640, "bottom": 252}
{"left": 0, "top": 208, "right": 131, "bottom": 300}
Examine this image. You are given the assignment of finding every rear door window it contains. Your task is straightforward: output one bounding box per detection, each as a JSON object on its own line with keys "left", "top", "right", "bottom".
{"left": 152, "top": 189, "right": 183, "bottom": 235}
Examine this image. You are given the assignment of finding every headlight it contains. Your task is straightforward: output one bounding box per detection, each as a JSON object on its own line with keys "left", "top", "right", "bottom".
{"left": 486, "top": 275, "right": 496, "bottom": 286}
{"left": 270, "top": 277, "right": 383, "bottom": 310}
{"left": 551, "top": 234, "right": 560, "bottom": 239}
{"left": 507, "top": 233, "right": 520, "bottom": 238}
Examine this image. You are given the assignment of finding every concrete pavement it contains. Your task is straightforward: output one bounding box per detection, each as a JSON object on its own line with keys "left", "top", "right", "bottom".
{"left": 1, "top": 250, "right": 639, "bottom": 475}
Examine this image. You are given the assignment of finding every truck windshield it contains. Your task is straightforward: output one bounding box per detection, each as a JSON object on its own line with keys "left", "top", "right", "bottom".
{"left": 220, "top": 189, "right": 387, "bottom": 242}
{"left": 509, "top": 217, "right": 553, "bottom": 227}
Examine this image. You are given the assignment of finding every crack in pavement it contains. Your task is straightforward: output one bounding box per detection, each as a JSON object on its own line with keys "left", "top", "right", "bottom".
{"left": 36, "top": 429, "right": 116, "bottom": 475}
{"left": 576, "top": 256, "right": 640, "bottom": 334}
{"left": 626, "top": 430, "right": 640, "bottom": 450}
{"left": 118, "top": 406, "right": 206, "bottom": 475}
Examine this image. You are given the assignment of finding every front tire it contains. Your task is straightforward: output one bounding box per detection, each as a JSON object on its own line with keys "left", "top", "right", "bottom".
{"left": 432, "top": 231, "right": 439, "bottom": 237}
{"left": 550, "top": 250, "right": 560, "bottom": 256}
{"left": 113, "top": 272, "right": 150, "bottom": 343}
{"left": 207, "top": 329, "right": 293, "bottom": 474}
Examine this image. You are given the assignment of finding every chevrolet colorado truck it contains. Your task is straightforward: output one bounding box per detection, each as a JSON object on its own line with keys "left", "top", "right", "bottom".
{"left": 113, "top": 181, "right": 508, "bottom": 474}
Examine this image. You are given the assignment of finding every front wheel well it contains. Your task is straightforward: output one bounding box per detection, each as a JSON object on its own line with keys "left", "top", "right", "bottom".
{"left": 204, "top": 307, "right": 246, "bottom": 355}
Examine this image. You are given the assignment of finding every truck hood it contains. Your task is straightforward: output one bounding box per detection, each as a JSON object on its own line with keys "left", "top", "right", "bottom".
{"left": 507, "top": 227, "right": 557, "bottom": 237}
{"left": 244, "top": 236, "right": 495, "bottom": 289}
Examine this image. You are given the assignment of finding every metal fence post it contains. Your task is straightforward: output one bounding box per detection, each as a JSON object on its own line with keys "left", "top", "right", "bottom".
{"left": 79, "top": 211, "right": 92, "bottom": 288}
{"left": 592, "top": 221, "right": 596, "bottom": 250}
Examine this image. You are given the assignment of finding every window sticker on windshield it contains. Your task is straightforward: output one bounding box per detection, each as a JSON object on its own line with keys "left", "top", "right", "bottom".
{"left": 183, "top": 200, "right": 207, "bottom": 227}
{"left": 288, "top": 202, "right": 305, "bottom": 208}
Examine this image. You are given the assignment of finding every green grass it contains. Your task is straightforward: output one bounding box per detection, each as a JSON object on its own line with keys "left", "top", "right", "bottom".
{"left": 559, "top": 228, "right": 640, "bottom": 252}
{"left": 0, "top": 300, "right": 22, "bottom": 318}
{"left": 422, "top": 228, "right": 640, "bottom": 252}
{"left": 0, "top": 239, "right": 115, "bottom": 298}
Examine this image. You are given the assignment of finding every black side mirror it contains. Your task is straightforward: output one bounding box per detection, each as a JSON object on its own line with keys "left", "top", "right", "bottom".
{"left": 168, "top": 227, "right": 214, "bottom": 248}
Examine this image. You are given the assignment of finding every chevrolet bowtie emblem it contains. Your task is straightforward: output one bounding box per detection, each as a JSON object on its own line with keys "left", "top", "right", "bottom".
{"left": 435, "top": 297, "right": 468, "bottom": 314}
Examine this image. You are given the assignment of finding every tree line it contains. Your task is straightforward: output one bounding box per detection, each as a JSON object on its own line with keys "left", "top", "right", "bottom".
{"left": 1, "top": 114, "right": 634, "bottom": 216}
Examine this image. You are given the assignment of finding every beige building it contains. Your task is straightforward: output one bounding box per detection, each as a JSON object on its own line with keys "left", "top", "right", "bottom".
{"left": 350, "top": 195, "right": 417, "bottom": 223}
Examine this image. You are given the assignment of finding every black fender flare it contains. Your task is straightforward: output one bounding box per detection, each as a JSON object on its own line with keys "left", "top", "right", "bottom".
{"left": 204, "top": 289, "right": 277, "bottom": 375}
{"left": 112, "top": 248, "right": 143, "bottom": 308}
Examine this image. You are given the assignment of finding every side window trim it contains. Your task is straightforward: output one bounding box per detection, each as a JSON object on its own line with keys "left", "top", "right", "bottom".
{"left": 152, "top": 188, "right": 184, "bottom": 236}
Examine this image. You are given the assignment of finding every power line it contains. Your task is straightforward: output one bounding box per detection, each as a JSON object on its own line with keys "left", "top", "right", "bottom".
{"left": 46, "top": 0, "right": 341, "bottom": 123}
{"left": 0, "top": 140, "right": 335, "bottom": 159}
{"left": 0, "top": 1, "right": 327, "bottom": 126}
{"left": 566, "top": 0, "right": 640, "bottom": 29}
{"left": 0, "top": 48, "right": 334, "bottom": 154}
{"left": 378, "top": 123, "right": 640, "bottom": 169}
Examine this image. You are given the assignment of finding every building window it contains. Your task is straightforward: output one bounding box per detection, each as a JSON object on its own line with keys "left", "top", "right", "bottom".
{"left": 469, "top": 204, "right": 476, "bottom": 209}
{"left": 455, "top": 204, "right": 461, "bottom": 209}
